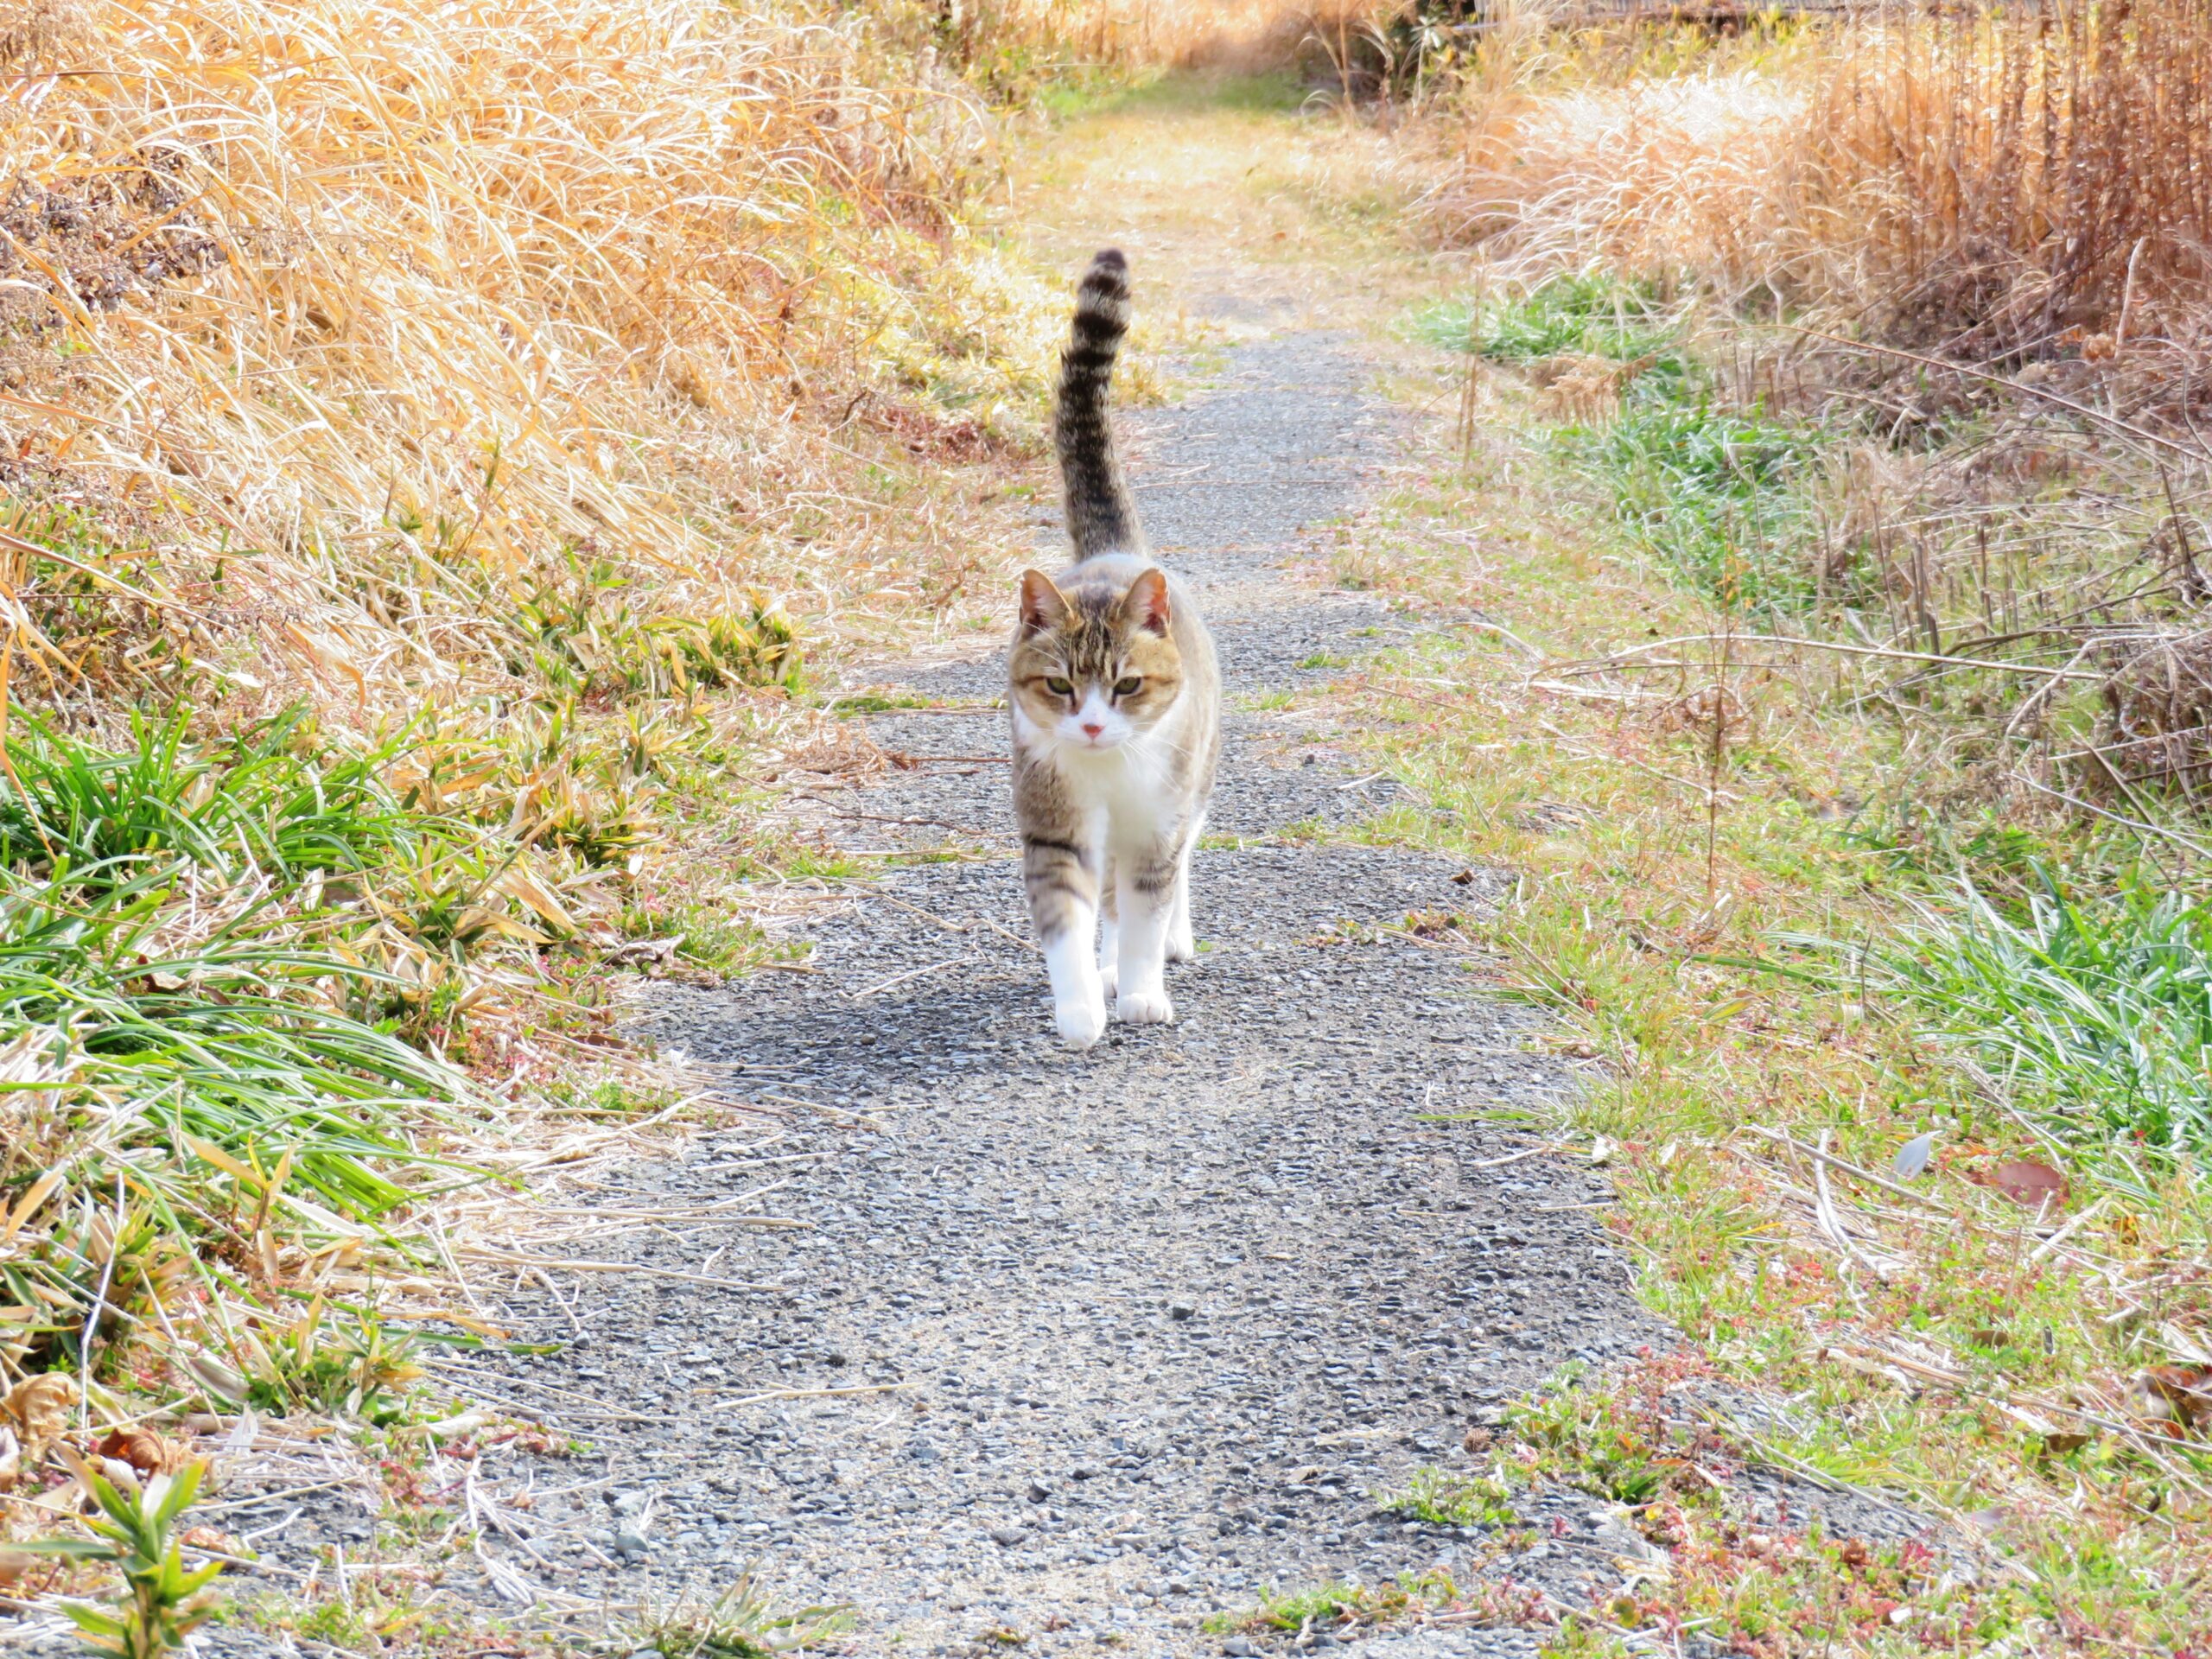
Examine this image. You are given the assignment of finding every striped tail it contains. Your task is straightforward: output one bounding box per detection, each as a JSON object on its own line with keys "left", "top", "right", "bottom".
{"left": 1054, "top": 249, "right": 1145, "bottom": 558}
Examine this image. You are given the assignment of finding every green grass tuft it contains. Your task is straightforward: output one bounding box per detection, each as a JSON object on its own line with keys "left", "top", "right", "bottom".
{"left": 1567, "top": 398, "right": 1818, "bottom": 611}
{"left": 1872, "top": 874, "right": 2212, "bottom": 1168}
{"left": 1419, "top": 272, "right": 1682, "bottom": 374}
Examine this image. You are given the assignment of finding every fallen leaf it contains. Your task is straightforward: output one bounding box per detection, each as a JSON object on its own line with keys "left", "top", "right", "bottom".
{"left": 178, "top": 1526, "right": 247, "bottom": 1560}
{"left": 1986, "top": 1159, "right": 2069, "bottom": 1206}
{"left": 96, "top": 1426, "right": 183, "bottom": 1478}
{"left": 182, "top": 1352, "right": 248, "bottom": 1406}
{"left": 2132, "top": 1364, "right": 2212, "bottom": 1433}
{"left": 1, "top": 1375, "right": 76, "bottom": 1461}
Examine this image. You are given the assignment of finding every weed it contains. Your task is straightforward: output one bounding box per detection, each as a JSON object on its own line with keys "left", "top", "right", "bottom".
{"left": 1867, "top": 874, "right": 2212, "bottom": 1166}
{"left": 1378, "top": 1465, "right": 1517, "bottom": 1529}
{"left": 1422, "top": 273, "right": 1681, "bottom": 375}
{"left": 1207, "top": 1569, "right": 1522, "bottom": 1641}
{"left": 629, "top": 1575, "right": 850, "bottom": 1658}
{"left": 234, "top": 1302, "right": 427, "bottom": 1425}
{"left": 541, "top": 1077, "right": 683, "bottom": 1118}
{"left": 21, "top": 1456, "right": 223, "bottom": 1659}
{"left": 1568, "top": 398, "right": 1817, "bottom": 611}
{"left": 0, "top": 708, "right": 429, "bottom": 886}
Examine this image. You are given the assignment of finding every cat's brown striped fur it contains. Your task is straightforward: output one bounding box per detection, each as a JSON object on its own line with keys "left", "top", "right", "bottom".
{"left": 1010, "top": 251, "right": 1222, "bottom": 1048}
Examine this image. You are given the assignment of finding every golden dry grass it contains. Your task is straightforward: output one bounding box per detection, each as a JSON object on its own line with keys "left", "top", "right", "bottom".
{"left": 1, "top": 0, "right": 1052, "bottom": 726}
{"left": 1413, "top": 1, "right": 2212, "bottom": 382}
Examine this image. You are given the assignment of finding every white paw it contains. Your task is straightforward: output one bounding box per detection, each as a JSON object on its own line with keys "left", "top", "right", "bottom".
{"left": 1166, "top": 931, "right": 1196, "bottom": 963}
{"left": 1098, "top": 963, "right": 1119, "bottom": 999}
{"left": 1116, "top": 988, "right": 1174, "bottom": 1025}
{"left": 1055, "top": 995, "right": 1109, "bottom": 1049}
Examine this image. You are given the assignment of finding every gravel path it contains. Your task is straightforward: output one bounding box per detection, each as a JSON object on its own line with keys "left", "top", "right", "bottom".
{"left": 388, "top": 324, "right": 1679, "bottom": 1656}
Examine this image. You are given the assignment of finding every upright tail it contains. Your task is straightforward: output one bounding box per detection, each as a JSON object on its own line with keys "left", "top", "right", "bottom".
{"left": 1054, "top": 249, "right": 1145, "bottom": 558}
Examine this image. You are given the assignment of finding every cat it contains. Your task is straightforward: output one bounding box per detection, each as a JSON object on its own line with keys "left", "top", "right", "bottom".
{"left": 1009, "top": 249, "right": 1222, "bottom": 1050}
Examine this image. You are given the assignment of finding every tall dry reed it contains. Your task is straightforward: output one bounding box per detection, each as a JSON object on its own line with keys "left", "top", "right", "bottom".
{"left": 1803, "top": 0, "right": 2212, "bottom": 359}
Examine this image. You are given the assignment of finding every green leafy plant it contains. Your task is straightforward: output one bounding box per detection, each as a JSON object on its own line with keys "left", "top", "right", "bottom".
{"left": 22, "top": 1456, "right": 223, "bottom": 1659}
{"left": 1205, "top": 1569, "right": 1466, "bottom": 1639}
{"left": 235, "top": 1300, "right": 427, "bottom": 1424}
{"left": 1378, "top": 1465, "right": 1517, "bottom": 1529}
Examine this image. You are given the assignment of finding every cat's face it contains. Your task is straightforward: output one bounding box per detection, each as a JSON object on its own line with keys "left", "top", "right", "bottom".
{"left": 1010, "top": 568, "right": 1184, "bottom": 753}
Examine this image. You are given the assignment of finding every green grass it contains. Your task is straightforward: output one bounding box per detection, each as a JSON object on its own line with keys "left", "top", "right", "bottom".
{"left": 0, "top": 709, "right": 479, "bottom": 1376}
{"left": 1867, "top": 874, "right": 2212, "bottom": 1171}
{"left": 1422, "top": 275, "right": 1819, "bottom": 613}
{"left": 1416, "top": 272, "right": 1682, "bottom": 375}
{"left": 1567, "top": 398, "right": 1820, "bottom": 611}
{"left": 1377, "top": 1465, "right": 1517, "bottom": 1529}
{"left": 0, "top": 707, "right": 429, "bottom": 881}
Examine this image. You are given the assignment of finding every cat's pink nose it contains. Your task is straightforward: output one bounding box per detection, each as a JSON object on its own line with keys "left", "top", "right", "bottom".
{"left": 1081, "top": 721, "right": 1103, "bottom": 739}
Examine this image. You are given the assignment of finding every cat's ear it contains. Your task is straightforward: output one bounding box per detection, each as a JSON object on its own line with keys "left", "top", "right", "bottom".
{"left": 1019, "top": 569, "right": 1069, "bottom": 633}
{"left": 1122, "top": 568, "right": 1172, "bottom": 635}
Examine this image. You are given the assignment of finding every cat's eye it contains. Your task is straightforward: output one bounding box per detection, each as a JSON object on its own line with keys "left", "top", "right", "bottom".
{"left": 1113, "top": 676, "right": 1142, "bottom": 696}
{"left": 1044, "top": 677, "right": 1073, "bottom": 696}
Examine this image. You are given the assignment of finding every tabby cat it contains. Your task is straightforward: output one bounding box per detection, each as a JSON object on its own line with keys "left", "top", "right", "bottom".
{"left": 1009, "top": 250, "right": 1223, "bottom": 1049}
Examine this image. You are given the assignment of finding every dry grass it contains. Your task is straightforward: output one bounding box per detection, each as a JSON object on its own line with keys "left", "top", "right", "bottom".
{"left": 1, "top": 0, "right": 1049, "bottom": 728}
{"left": 1412, "top": 2, "right": 2212, "bottom": 386}
{"left": 1803, "top": 0, "right": 2212, "bottom": 364}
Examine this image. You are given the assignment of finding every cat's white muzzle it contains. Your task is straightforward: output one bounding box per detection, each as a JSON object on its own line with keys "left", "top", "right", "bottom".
{"left": 1057, "top": 690, "right": 1132, "bottom": 753}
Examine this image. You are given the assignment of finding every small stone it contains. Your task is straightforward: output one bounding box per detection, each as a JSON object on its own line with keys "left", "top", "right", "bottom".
{"left": 1224, "top": 1641, "right": 1259, "bottom": 1657}
{"left": 989, "top": 1526, "right": 1030, "bottom": 1548}
{"left": 1027, "top": 1481, "right": 1054, "bottom": 1503}
{"left": 1168, "top": 1303, "right": 1196, "bottom": 1321}
{"left": 610, "top": 1491, "right": 652, "bottom": 1516}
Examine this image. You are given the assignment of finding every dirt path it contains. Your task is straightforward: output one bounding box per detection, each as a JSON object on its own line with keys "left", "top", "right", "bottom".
{"left": 373, "top": 98, "right": 1683, "bottom": 1654}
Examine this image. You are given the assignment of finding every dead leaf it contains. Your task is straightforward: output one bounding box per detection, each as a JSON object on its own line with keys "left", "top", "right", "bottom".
{"left": 2132, "top": 1364, "right": 2212, "bottom": 1434}
{"left": 96, "top": 1425, "right": 183, "bottom": 1478}
{"left": 1986, "top": 1159, "right": 2069, "bottom": 1206}
{"left": 182, "top": 1352, "right": 248, "bottom": 1406}
{"left": 178, "top": 1526, "right": 246, "bottom": 1560}
{"left": 1, "top": 1374, "right": 76, "bottom": 1461}
{"left": 1, "top": 1168, "right": 66, "bottom": 1243}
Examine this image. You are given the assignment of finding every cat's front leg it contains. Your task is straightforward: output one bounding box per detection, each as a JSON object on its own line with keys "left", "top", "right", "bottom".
{"left": 1113, "top": 843, "right": 1178, "bottom": 1025}
{"left": 1166, "top": 817, "right": 1201, "bottom": 963}
{"left": 1097, "top": 850, "right": 1120, "bottom": 999}
{"left": 1025, "top": 833, "right": 1107, "bottom": 1048}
